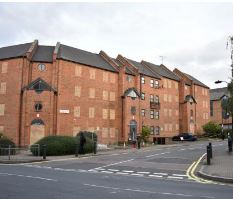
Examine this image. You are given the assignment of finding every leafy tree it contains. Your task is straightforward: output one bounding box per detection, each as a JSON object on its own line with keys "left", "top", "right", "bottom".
{"left": 202, "top": 121, "right": 221, "bottom": 137}
{"left": 141, "top": 126, "right": 151, "bottom": 142}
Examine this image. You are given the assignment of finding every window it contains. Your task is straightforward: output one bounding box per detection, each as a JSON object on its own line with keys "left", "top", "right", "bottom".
{"left": 150, "top": 79, "right": 154, "bottom": 88}
{"left": 89, "top": 69, "right": 96, "bottom": 79}
{"left": 74, "top": 86, "right": 81, "bottom": 97}
{"left": 155, "top": 111, "right": 159, "bottom": 120}
{"left": 190, "top": 109, "right": 193, "bottom": 117}
{"left": 141, "top": 109, "right": 145, "bottom": 117}
{"left": 74, "top": 106, "right": 80, "bottom": 117}
{"left": 126, "top": 75, "right": 132, "bottom": 82}
{"left": 150, "top": 94, "right": 154, "bottom": 102}
{"left": 38, "top": 64, "right": 46, "bottom": 71}
{"left": 0, "top": 82, "right": 6, "bottom": 94}
{"left": 89, "top": 107, "right": 95, "bottom": 118}
{"left": 155, "top": 95, "right": 159, "bottom": 103}
{"left": 1, "top": 62, "right": 8, "bottom": 73}
{"left": 34, "top": 103, "right": 42, "bottom": 112}
{"left": 109, "top": 92, "right": 115, "bottom": 101}
{"left": 131, "top": 106, "right": 136, "bottom": 115}
{"left": 141, "top": 76, "right": 145, "bottom": 84}
{"left": 102, "top": 109, "right": 108, "bottom": 119}
{"left": 150, "top": 110, "right": 154, "bottom": 119}
{"left": 154, "top": 80, "right": 159, "bottom": 88}
{"left": 150, "top": 126, "right": 154, "bottom": 135}
{"left": 141, "top": 93, "right": 145, "bottom": 100}
{"left": 0, "top": 104, "right": 5, "bottom": 116}
{"left": 155, "top": 126, "right": 160, "bottom": 135}
{"left": 210, "top": 101, "right": 213, "bottom": 116}
{"left": 110, "top": 109, "right": 115, "bottom": 120}
{"left": 75, "top": 66, "right": 82, "bottom": 77}
{"left": 103, "top": 90, "right": 108, "bottom": 100}
{"left": 89, "top": 88, "right": 95, "bottom": 98}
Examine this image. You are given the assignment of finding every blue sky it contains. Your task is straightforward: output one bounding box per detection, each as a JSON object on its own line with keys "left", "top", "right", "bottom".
{"left": 0, "top": 2, "right": 233, "bottom": 88}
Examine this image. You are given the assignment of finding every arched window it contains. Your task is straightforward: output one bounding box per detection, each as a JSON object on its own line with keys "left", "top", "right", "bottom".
{"left": 31, "top": 119, "right": 45, "bottom": 125}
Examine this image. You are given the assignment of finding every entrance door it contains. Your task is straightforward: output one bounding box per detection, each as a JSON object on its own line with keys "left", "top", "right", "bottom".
{"left": 190, "top": 122, "right": 194, "bottom": 134}
{"left": 129, "top": 120, "right": 137, "bottom": 141}
{"left": 30, "top": 119, "right": 45, "bottom": 144}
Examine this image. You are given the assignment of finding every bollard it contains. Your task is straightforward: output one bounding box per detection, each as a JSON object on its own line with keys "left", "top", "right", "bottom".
{"left": 93, "top": 141, "right": 97, "bottom": 154}
{"left": 8, "top": 145, "right": 11, "bottom": 160}
{"left": 206, "top": 145, "right": 211, "bottom": 165}
{"left": 75, "top": 143, "right": 79, "bottom": 157}
{"left": 42, "top": 144, "right": 46, "bottom": 160}
{"left": 208, "top": 142, "right": 212, "bottom": 158}
{"left": 228, "top": 139, "right": 232, "bottom": 152}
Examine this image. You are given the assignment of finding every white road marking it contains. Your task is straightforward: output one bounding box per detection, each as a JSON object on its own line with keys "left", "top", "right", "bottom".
{"left": 107, "top": 169, "right": 119, "bottom": 172}
{"left": 101, "top": 171, "right": 113, "bottom": 174}
{"left": 172, "top": 174, "right": 187, "bottom": 177}
{"left": 148, "top": 175, "right": 163, "bottom": 178}
{"left": 167, "top": 176, "right": 184, "bottom": 179}
{"left": 83, "top": 183, "right": 214, "bottom": 198}
{"left": 179, "top": 149, "right": 186, "bottom": 151}
{"left": 130, "top": 173, "right": 144, "bottom": 176}
{"left": 137, "top": 171, "right": 150, "bottom": 174}
{"left": 94, "top": 159, "right": 134, "bottom": 170}
{"left": 116, "top": 172, "right": 129, "bottom": 175}
{"left": 0, "top": 172, "right": 57, "bottom": 182}
{"left": 153, "top": 172, "right": 168, "bottom": 176}
{"left": 95, "top": 168, "right": 105, "bottom": 170}
{"left": 146, "top": 152, "right": 170, "bottom": 158}
{"left": 122, "top": 170, "right": 134, "bottom": 173}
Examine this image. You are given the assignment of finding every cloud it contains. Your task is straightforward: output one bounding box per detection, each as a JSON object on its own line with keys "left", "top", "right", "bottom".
{"left": 0, "top": 2, "right": 233, "bottom": 88}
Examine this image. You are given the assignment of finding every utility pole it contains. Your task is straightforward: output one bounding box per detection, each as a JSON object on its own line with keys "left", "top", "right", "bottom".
{"left": 227, "top": 36, "right": 233, "bottom": 139}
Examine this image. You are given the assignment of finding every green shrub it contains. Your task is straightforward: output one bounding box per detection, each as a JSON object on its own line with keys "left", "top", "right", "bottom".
{"left": 141, "top": 126, "right": 151, "bottom": 142}
{"left": 0, "top": 136, "right": 16, "bottom": 155}
{"left": 31, "top": 134, "right": 97, "bottom": 156}
{"left": 202, "top": 122, "right": 221, "bottom": 137}
{"left": 32, "top": 136, "right": 76, "bottom": 156}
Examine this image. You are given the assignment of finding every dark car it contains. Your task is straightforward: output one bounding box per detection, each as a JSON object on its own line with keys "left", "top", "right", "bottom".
{"left": 172, "top": 133, "right": 197, "bottom": 141}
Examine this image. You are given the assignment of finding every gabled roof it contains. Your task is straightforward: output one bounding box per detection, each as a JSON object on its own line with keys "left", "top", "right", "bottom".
{"left": 123, "top": 87, "right": 140, "bottom": 97}
{"left": 57, "top": 44, "right": 117, "bottom": 72}
{"left": 142, "top": 61, "right": 180, "bottom": 81}
{"left": 23, "top": 78, "right": 57, "bottom": 93}
{"left": 126, "top": 59, "right": 161, "bottom": 79}
{"left": 210, "top": 87, "right": 229, "bottom": 101}
{"left": 0, "top": 42, "right": 32, "bottom": 60}
{"left": 183, "top": 72, "right": 209, "bottom": 89}
{"left": 32, "top": 45, "right": 55, "bottom": 63}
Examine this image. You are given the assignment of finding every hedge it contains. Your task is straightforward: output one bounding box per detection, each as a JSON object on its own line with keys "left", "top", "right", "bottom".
{"left": 0, "top": 136, "right": 16, "bottom": 155}
{"left": 31, "top": 133, "right": 97, "bottom": 156}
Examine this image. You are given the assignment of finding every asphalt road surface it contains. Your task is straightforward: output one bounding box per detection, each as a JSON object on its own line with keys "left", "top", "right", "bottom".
{"left": 0, "top": 140, "right": 232, "bottom": 199}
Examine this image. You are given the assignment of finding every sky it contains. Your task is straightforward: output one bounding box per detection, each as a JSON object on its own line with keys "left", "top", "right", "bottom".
{"left": 0, "top": 2, "right": 233, "bottom": 89}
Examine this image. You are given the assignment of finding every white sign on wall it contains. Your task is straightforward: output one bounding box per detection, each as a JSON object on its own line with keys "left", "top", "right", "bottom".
{"left": 60, "top": 110, "right": 70, "bottom": 114}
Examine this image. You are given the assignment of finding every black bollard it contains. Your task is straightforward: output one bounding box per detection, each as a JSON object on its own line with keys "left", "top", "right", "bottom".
{"left": 75, "top": 143, "right": 79, "bottom": 157}
{"left": 228, "top": 139, "right": 232, "bottom": 152}
{"left": 93, "top": 141, "right": 97, "bottom": 154}
{"left": 208, "top": 142, "right": 212, "bottom": 158}
{"left": 206, "top": 145, "right": 211, "bottom": 165}
{"left": 43, "top": 144, "right": 46, "bottom": 160}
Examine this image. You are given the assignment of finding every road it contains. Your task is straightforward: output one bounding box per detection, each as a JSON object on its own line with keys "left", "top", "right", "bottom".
{"left": 0, "top": 140, "right": 232, "bottom": 199}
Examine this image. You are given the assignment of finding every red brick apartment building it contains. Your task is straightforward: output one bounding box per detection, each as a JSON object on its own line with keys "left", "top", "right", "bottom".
{"left": 0, "top": 40, "right": 210, "bottom": 146}
{"left": 210, "top": 87, "right": 232, "bottom": 129}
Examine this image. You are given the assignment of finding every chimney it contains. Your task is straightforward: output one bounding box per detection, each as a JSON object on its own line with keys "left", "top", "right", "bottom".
{"left": 26, "top": 39, "right": 38, "bottom": 60}
{"left": 53, "top": 42, "right": 61, "bottom": 61}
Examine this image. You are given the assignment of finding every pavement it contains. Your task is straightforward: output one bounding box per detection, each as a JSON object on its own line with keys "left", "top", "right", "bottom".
{"left": 197, "top": 140, "right": 233, "bottom": 183}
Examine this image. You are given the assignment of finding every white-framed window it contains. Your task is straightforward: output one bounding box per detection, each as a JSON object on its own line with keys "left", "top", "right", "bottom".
{"left": 141, "top": 76, "right": 145, "bottom": 84}
{"left": 150, "top": 126, "right": 154, "bottom": 135}
{"left": 141, "top": 93, "right": 145, "bottom": 100}
{"left": 155, "top": 126, "right": 160, "bottom": 135}
{"left": 154, "top": 80, "right": 159, "bottom": 88}
{"left": 155, "top": 111, "right": 159, "bottom": 120}
{"left": 155, "top": 95, "right": 159, "bottom": 103}
{"left": 150, "top": 94, "right": 154, "bottom": 102}
{"left": 150, "top": 110, "right": 154, "bottom": 119}
{"left": 141, "top": 109, "right": 145, "bottom": 117}
{"left": 150, "top": 79, "right": 154, "bottom": 88}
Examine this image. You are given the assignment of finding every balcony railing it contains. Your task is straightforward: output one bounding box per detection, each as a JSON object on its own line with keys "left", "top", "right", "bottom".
{"left": 150, "top": 102, "right": 160, "bottom": 110}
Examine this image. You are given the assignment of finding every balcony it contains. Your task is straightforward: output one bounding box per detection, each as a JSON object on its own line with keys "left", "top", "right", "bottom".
{"left": 150, "top": 102, "right": 160, "bottom": 110}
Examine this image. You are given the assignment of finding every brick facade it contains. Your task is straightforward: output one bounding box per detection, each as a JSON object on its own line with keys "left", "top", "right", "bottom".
{"left": 0, "top": 41, "right": 210, "bottom": 146}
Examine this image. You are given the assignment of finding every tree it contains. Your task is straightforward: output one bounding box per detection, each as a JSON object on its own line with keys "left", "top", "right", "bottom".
{"left": 141, "top": 126, "right": 151, "bottom": 142}
{"left": 202, "top": 121, "right": 221, "bottom": 137}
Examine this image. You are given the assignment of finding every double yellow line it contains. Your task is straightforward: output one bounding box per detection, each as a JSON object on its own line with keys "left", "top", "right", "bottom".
{"left": 186, "top": 153, "right": 216, "bottom": 184}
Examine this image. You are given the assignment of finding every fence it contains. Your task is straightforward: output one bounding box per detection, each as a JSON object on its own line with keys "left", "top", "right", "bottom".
{"left": 0, "top": 144, "right": 42, "bottom": 162}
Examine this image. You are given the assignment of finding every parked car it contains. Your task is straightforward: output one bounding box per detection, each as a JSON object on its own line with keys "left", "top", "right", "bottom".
{"left": 172, "top": 133, "right": 197, "bottom": 141}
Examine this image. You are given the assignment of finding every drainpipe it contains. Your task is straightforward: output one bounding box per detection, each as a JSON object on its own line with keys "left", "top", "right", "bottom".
{"left": 121, "top": 96, "right": 124, "bottom": 140}
{"left": 18, "top": 57, "right": 25, "bottom": 147}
